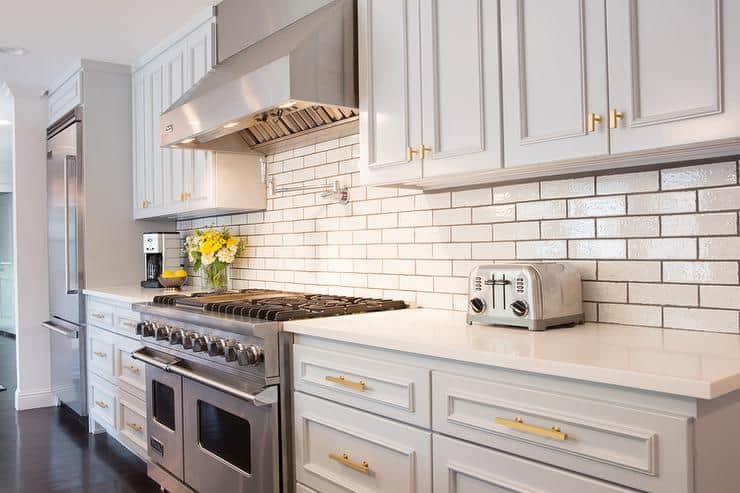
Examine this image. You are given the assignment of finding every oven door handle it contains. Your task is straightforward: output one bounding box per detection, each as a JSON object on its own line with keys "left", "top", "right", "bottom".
{"left": 132, "top": 348, "right": 275, "bottom": 406}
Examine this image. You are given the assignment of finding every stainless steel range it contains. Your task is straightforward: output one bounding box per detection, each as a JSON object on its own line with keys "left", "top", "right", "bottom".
{"left": 132, "top": 289, "right": 407, "bottom": 493}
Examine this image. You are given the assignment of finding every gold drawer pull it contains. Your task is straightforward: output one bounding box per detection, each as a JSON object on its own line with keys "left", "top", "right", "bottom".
{"left": 329, "top": 452, "right": 369, "bottom": 474}
{"left": 325, "top": 375, "right": 366, "bottom": 391}
{"left": 95, "top": 400, "right": 109, "bottom": 409}
{"left": 91, "top": 312, "right": 106, "bottom": 320}
{"left": 609, "top": 108, "right": 625, "bottom": 129}
{"left": 587, "top": 112, "right": 602, "bottom": 133}
{"left": 93, "top": 351, "right": 107, "bottom": 358}
{"left": 120, "top": 320, "right": 137, "bottom": 329}
{"left": 124, "top": 364, "right": 141, "bottom": 374}
{"left": 495, "top": 416, "right": 567, "bottom": 441}
{"left": 405, "top": 146, "right": 420, "bottom": 162}
{"left": 126, "top": 421, "right": 143, "bottom": 433}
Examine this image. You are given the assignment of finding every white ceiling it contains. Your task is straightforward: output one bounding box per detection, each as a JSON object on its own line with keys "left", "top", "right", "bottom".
{"left": 0, "top": 0, "right": 217, "bottom": 90}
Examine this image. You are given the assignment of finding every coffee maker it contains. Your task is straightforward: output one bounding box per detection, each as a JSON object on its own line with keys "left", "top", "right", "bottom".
{"left": 141, "top": 232, "right": 182, "bottom": 288}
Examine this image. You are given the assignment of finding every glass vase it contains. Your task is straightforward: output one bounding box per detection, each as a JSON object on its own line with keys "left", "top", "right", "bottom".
{"left": 203, "top": 263, "right": 228, "bottom": 292}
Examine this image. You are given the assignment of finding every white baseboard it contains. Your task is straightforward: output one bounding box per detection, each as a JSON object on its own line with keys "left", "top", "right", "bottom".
{"left": 14, "top": 388, "right": 57, "bottom": 410}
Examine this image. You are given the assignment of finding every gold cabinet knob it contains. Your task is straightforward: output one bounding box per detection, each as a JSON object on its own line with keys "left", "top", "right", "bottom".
{"left": 142, "top": 200, "right": 151, "bottom": 209}
{"left": 587, "top": 112, "right": 602, "bottom": 133}
{"left": 180, "top": 191, "right": 191, "bottom": 202}
{"left": 609, "top": 109, "right": 624, "bottom": 129}
{"left": 406, "top": 146, "right": 420, "bottom": 162}
{"left": 418, "top": 144, "right": 432, "bottom": 158}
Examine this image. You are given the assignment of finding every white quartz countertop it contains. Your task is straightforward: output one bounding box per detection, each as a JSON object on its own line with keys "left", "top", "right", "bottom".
{"left": 284, "top": 308, "right": 740, "bottom": 400}
{"left": 83, "top": 285, "right": 199, "bottom": 304}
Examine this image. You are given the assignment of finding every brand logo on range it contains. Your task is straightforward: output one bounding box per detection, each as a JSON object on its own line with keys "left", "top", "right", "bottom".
{"left": 163, "top": 124, "right": 174, "bottom": 134}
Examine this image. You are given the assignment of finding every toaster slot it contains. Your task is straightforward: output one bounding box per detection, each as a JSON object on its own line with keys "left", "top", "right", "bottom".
{"left": 485, "top": 275, "right": 511, "bottom": 311}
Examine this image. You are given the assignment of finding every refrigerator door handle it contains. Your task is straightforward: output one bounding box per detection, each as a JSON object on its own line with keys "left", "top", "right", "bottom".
{"left": 42, "top": 320, "right": 79, "bottom": 338}
{"left": 64, "top": 155, "right": 78, "bottom": 295}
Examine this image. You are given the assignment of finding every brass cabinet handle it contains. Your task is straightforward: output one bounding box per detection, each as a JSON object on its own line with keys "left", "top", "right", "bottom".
{"left": 90, "top": 312, "right": 106, "bottom": 320}
{"left": 418, "top": 144, "right": 432, "bottom": 158}
{"left": 124, "top": 364, "right": 141, "bottom": 374}
{"left": 587, "top": 112, "right": 602, "bottom": 133}
{"left": 94, "top": 400, "right": 109, "bottom": 409}
{"left": 180, "top": 191, "right": 191, "bottom": 202}
{"left": 495, "top": 416, "right": 567, "bottom": 441}
{"left": 120, "top": 320, "right": 138, "bottom": 329}
{"left": 609, "top": 108, "right": 624, "bottom": 129}
{"left": 126, "top": 421, "right": 143, "bottom": 433}
{"left": 93, "top": 351, "right": 107, "bottom": 358}
{"left": 405, "top": 146, "right": 420, "bottom": 162}
{"left": 142, "top": 200, "right": 151, "bottom": 209}
{"left": 329, "top": 452, "right": 369, "bottom": 474}
{"left": 325, "top": 375, "right": 366, "bottom": 391}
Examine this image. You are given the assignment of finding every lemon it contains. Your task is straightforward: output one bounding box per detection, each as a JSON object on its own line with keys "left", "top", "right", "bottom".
{"left": 174, "top": 269, "right": 188, "bottom": 278}
{"left": 161, "top": 270, "right": 175, "bottom": 278}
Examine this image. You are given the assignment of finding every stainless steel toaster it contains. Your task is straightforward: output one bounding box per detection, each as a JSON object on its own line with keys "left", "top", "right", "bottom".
{"left": 467, "top": 263, "right": 584, "bottom": 330}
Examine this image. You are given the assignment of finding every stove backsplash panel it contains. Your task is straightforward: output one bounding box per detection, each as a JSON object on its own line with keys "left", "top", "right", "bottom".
{"left": 177, "top": 134, "right": 740, "bottom": 334}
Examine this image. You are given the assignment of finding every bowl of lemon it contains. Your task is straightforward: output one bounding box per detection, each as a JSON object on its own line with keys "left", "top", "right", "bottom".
{"left": 159, "top": 269, "right": 188, "bottom": 290}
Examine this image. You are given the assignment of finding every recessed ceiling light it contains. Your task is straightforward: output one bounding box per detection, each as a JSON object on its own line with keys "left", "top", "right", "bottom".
{"left": 0, "top": 46, "right": 28, "bottom": 56}
{"left": 0, "top": 120, "right": 11, "bottom": 126}
{"left": 223, "top": 122, "right": 239, "bottom": 129}
{"left": 181, "top": 138, "right": 195, "bottom": 144}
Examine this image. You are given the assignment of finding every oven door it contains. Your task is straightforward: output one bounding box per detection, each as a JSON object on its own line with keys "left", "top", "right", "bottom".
{"left": 146, "top": 364, "right": 184, "bottom": 481}
{"left": 183, "top": 377, "right": 279, "bottom": 493}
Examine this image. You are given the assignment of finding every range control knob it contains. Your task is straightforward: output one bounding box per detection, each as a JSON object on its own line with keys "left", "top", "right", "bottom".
{"left": 169, "top": 329, "right": 185, "bottom": 345}
{"left": 155, "top": 325, "right": 173, "bottom": 341}
{"left": 139, "top": 322, "right": 156, "bottom": 338}
{"left": 237, "top": 344, "right": 264, "bottom": 366}
{"left": 207, "top": 339, "right": 225, "bottom": 357}
{"left": 224, "top": 342, "right": 240, "bottom": 362}
{"left": 135, "top": 322, "right": 147, "bottom": 336}
{"left": 469, "top": 298, "right": 486, "bottom": 313}
{"left": 510, "top": 300, "right": 529, "bottom": 317}
{"left": 192, "top": 336, "right": 208, "bottom": 353}
{"left": 182, "top": 332, "right": 198, "bottom": 350}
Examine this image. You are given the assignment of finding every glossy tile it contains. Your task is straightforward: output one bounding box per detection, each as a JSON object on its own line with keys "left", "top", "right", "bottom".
{"left": 596, "top": 170, "right": 659, "bottom": 195}
{"left": 471, "top": 242, "right": 516, "bottom": 260}
{"left": 516, "top": 240, "right": 567, "bottom": 259}
{"left": 661, "top": 212, "right": 738, "bottom": 237}
{"left": 661, "top": 162, "right": 737, "bottom": 190}
{"left": 701, "top": 286, "right": 740, "bottom": 310}
{"left": 628, "top": 191, "right": 696, "bottom": 215}
{"left": 628, "top": 238, "right": 697, "bottom": 259}
{"left": 516, "top": 200, "right": 567, "bottom": 220}
{"left": 541, "top": 219, "right": 595, "bottom": 239}
{"left": 698, "top": 186, "right": 740, "bottom": 211}
{"left": 598, "top": 261, "right": 662, "bottom": 282}
{"left": 629, "top": 283, "right": 698, "bottom": 306}
{"left": 699, "top": 237, "right": 740, "bottom": 260}
{"left": 451, "top": 188, "right": 492, "bottom": 207}
{"left": 568, "top": 239, "right": 626, "bottom": 259}
{"left": 540, "top": 176, "right": 594, "bottom": 199}
{"left": 664, "top": 307, "right": 739, "bottom": 333}
{"left": 492, "top": 182, "right": 539, "bottom": 204}
{"left": 472, "top": 204, "right": 516, "bottom": 223}
{"left": 582, "top": 281, "right": 627, "bottom": 302}
{"left": 493, "top": 221, "right": 540, "bottom": 241}
{"left": 568, "top": 196, "right": 626, "bottom": 217}
{"left": 663, "top": 261, "right": 739, "bottom": 285}
{"left": 598, "top": 303, "right": 662, "bottom": 327}
{"left": 597, "top": 216, "right": 660, "bottom": 238}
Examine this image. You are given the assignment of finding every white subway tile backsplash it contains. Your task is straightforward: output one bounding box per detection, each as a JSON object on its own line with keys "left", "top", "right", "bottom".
{"left": 661, "top": 212, "right": 737, "bottom": 237}
{"left": 492, "top": 182, "right": 539, "bottom": 204}
{"left": 181, "top": 140, "right": 740, "bottom": 333}
{"left": 628, "top": 238, "right": 697, "bottom": 259}
{"left": 661, "top": 162, "right": 737, "bottom": 190}
{"left": 597, "top": 217, "right": 659, "bottom": 238}
{"left": 698, "top": 186, "right": 740, "bottom": 211}
{"left": 568, "top": 196, "right": 626, "bottom": 217}
{"left": 664, "top": 307, "right": 738, "bottom": 333}
{"left": 516, "top": 200, "right": 567, "bottom": 220}
{"left": 541, "top": 177, "right": 594, "bottom": 199}
{"left": 596, "top": 171, "right": 659, "bottom": 195}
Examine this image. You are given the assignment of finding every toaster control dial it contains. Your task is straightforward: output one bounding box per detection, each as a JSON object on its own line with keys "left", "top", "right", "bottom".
{"left": 469, "top": 298, "right": 486, "bottom": 313}
{"left": 510, "top": 300, "right": 529, "bottom": 317}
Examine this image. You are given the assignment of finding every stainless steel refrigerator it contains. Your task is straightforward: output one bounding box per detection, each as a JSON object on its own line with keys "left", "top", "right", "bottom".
{"left": 44, "top": 107, "right": 86, "bottom": 417}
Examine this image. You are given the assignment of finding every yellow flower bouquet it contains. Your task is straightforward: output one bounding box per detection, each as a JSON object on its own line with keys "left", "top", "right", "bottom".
{"left": 185, "top": 227, "right": 245, "bottom": 292}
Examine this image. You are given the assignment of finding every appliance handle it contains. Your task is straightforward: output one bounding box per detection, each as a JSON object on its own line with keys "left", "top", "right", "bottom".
{"left": 63, "top": 155, "right": 78, "bottom": 294}
{"left": 131, "top": 348, "right": 274, "bottom": 406}
{"left": 42, "top": 320, "right": 79, "bottom": 338}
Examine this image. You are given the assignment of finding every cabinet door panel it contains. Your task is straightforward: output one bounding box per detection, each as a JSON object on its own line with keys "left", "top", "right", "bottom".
{"left": 133, "top": 71, "right": 148, "bottom": 215}
{"left": 501, "top": 0, "right": 608, "bottom": 166}
{"left": 607, "top": 0, "right": 740, "bottom": 153}
{"left": 359, "top": 0, "right": 423, "bottom": 184}
{"left": 161, "top": 43, "right": 187, "bottom": 210}
{"left": 420, "top": 0, "right": 502, "bottom": 177}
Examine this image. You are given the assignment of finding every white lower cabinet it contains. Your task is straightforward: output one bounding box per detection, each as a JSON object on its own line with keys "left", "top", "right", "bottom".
{"left": 294, "top": 392, "right": 432, "bottom": 493}
{"left": 433, "top": 434, "right": 636, "bottom": 493}
{"left": 86, "top": 295, "right": 147, "bottom": 459}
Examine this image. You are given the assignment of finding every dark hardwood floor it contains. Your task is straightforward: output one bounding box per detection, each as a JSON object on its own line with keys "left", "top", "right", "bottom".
{"left": 0, "top": 336, "right": 161, "bottom": 493}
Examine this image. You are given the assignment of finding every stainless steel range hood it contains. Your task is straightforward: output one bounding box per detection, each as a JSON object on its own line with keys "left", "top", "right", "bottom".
{"left": 160, "top": 0, "right": 357, "bottom": 154}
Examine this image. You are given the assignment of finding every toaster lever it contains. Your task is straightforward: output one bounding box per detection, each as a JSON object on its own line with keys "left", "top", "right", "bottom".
{"left": 484, "top": 279, "right": 511, "bottom": 285}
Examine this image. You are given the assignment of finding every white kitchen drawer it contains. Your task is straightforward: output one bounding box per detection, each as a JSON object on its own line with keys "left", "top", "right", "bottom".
{"left": 434, "top": 434, "right": 637, "bottom": 493}
{"left": 113, "top": 308, "right": 141, "bottom": 339}
{"left": 293, "top": 343, "right": 431, "bottom": 427}
{"left": 432, "top": 371, "right": 692, "bottom": 493}
{"left": 115, "top": 338, "right": 145, "bottom": 398}
{"left": 294, "top": 392, "right": 432, "bottom": 493}
{"left": 87, "top": 300, "right": 114, "bottom": 330}
{"left": 89, "top": 332, "right": 115, "bottom": 379}
{"left": 117, "top": 389, "right": 147, "bottom": 456}
{"left": 90, "top": 376, "right": 116, "bottom": 427}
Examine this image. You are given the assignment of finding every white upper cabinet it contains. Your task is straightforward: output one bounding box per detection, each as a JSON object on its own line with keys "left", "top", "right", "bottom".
{"left": 160, "top": 40, "right": 188, "bottom": 211}
{"left": 501, "top": 0, "right": 608, "bottom": 166}
{"left": 606, "top": 0, "right": 740, "bottom": 154}
{"left": 419, "top": 0, "right": 502, "bottom": 177}
{"left": 359, "top": 0, "right": 423, "bottom": 185}
{"left": 359, "top": 0, "right": 502, "bottom": 185}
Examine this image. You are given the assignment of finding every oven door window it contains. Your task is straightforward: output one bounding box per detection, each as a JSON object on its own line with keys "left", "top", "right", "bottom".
{"left": 153, "top": 380, "right": 176, "bottom": 431}
{"left": 198, "top": 400, "right": 251, "bottom": 474}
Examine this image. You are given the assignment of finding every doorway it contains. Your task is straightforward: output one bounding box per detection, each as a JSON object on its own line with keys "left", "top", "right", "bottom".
{"left": 0, "top": 88, "right": 14, "bottom": 394}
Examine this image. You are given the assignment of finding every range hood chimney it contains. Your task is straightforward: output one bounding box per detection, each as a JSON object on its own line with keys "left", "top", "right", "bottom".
{"left": 160, "top": 0, "right": 357, "bottom": 154}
